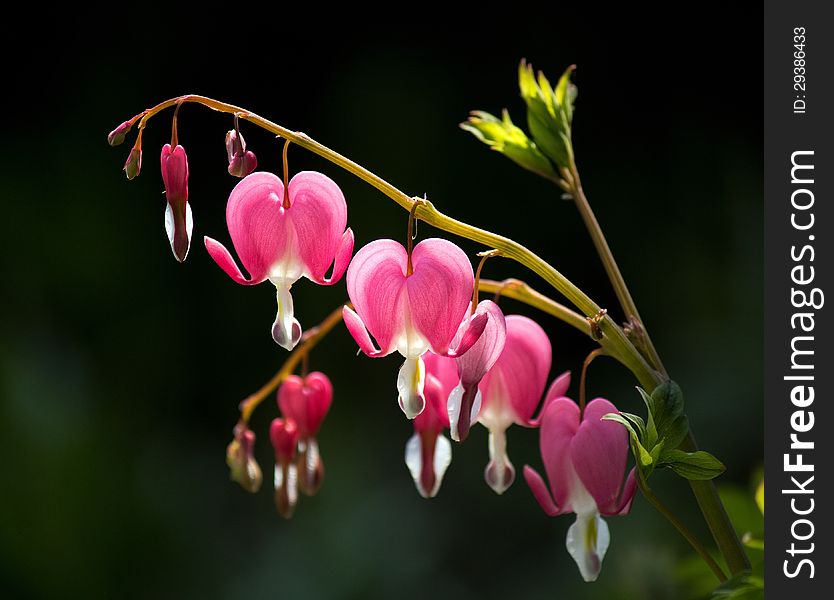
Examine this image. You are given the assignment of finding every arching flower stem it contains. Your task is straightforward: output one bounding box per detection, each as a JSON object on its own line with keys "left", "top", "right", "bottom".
{"left": 124, "top": 95, "right": 747, "bottom": 574}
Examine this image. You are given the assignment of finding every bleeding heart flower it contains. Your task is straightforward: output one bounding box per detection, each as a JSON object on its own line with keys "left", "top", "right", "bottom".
{"left": 447, "top": 300, "right": 506, "bottom": 443}
{"left": 404, "top": 352, "right": 457, "bottom": 498}
{"left": 523, "top": 396, "right": 636, "bottom": 582}
{"left": 270, "top": 418, "right": 300, "bottom": 519}
{"left": 278, "top": 372, "right": 333, "bottom": 496}
{"left": 476, "top": 315, "right": 556, "bottom": 493}
{"left": 343, "top": 238, "right": 487, "bottom": 419}
{"left": 161, "top": 144, "right": 192, "bottom": 262}
{"left": 205, "top": 171, "right": 354, "bottom": 350}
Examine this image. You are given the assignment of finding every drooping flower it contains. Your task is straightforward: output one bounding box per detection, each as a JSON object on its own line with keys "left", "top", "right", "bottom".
{"left": 278, "top": 372, "right": 332, "bottom": 496}
{"left": 343, "top": 238, "right": 488, "bottom": 419}
{"left": 225, "top": 129, "right": 258, "bottom": 177}
{"left": 476, "top": 315, "right": 557, "bottom": 493}
{"left": 226, "top": 422, "right": 262, "bottom": 493}
{"left": 270, "top": 418, "right": 300, "bottom": 519}
{"left": 447, "top": 300, "right": 506, "bottom": 443}
{"left": 205, "top": 171, "right": 354, "bottom": 350}
{"left": 404, "top": 352, "right": 457, "bottom": 498}
{"left": 161, "top": 144, "right": 192, "bottom": 262}
{"left": 523, "top": 395, "right": 636, "bottom": 582}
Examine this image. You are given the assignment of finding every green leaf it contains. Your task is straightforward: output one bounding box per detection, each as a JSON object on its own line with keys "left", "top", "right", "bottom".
{"left": 710, "top": 570, "right": 764, "bottom": 599}
{"left": 460, "top": 110, "right": 558, "bottom": 180}
{"left": 618, "top": 411, "right": 647, "bottom": 441}
{"left": 517, "top": 59, "right": 574, "bottom": 169}
{"left": 662, "top": 449, "right": 726, "bottom": 480}
{"left": 651, "top": 381, "right": 684, "bottom": 429}
{"left": 602, "top": 413, "right": 639, "bottom": 440}
{"left": 636, "top": 387, "right": 659, "bottom": 448}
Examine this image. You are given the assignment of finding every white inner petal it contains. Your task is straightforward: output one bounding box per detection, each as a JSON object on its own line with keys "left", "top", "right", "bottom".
{"left": 477, "top": 374, "right": 514, "bottom": 430}
{"left": 404, "top": 433, "right": 453, "bottom": 498}
{"left": 448, "top": 382, "right": 482, "bottom": 442}
{"left": 397, "top": 356, "right": 426, "bottom": 418}
{"left": 404, "top": 433, "right": 422, "bottom": 485}
{"left": 270, "top": 280, "right": 302, "bottom": 350}
{"left": 484, "top": 426, "right": 515, "bottom": 494}
{"left": 432, "top": 435, "right": 452, "bottom": 496}
{"left": 566, "top": 511, "right": 610, "bottom": 582}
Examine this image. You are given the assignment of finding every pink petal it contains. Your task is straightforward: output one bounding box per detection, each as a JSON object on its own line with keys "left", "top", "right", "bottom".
{"left": 309, "top": 228, "right": 354, "bottom": 285}
{"left": 522, "top": 465, "right": 561, "bottom": 516}
{"left": 277, "top": 372, "right": 333, "bottom": 439}
{"left": 405, "top": 239, "right": 474, "bottom": 355}
{"left": 204, "top": 237, "right": 262, "bottom": 285}
{"left": 571, "top": 398, "right": 630, "bottom": 514}
{"left": 422, "top": 352, "right": 459, "bottom": 403}
{"left": 287, "top": 172, "right": 351, "bottom": 284}
{"left": 446, "top": 312, "right": 488, "bottom": 358}
{"left": 415, "top": 368, "right": 450, "bottom": 433}
{"left": 480, "top": 315, "right": 552, "bottom": 426}
{"left": 529, "top": 370, "right": 572, "bottom": 427}
{"left": 613, "top": 468, "right": 637, "bottom": 516}
{"left": 342, "top": 306, "right": 390, "bottom": 358}
{"left": 224, "top": 172, "right": 292, "bottom": 283}
{"left": 538, "top": 397, "right": 580, "bottom": 510}
{"left": 269, "top": 418, "right": 300, "bottom": 463}
{"left": 453, "top": 301, "right": 506, "bottom": 386}
{"left": 345, "top": 239, "right": 409, "bottom": 357}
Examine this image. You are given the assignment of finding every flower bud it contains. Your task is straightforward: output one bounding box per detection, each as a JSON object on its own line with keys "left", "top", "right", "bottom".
{"left": 123, "top": 147, "right": 142, "bottom": 180}
{"left": 160, "top": 144, "right": 192, "bottom": 262}
{"left": 278, "top": 373, "right": 332, "bottom": 496}
{"left": 108, "top": 120, "right": 132, "bottom": 147}
{"left": 270, "top": 418, "right": 300, "bottom": 519}
{"left": 226, "top": 423, "right": 262, "bottom": 493}
{"left": 225, "top": 129, "right": 258, "bottom": 177}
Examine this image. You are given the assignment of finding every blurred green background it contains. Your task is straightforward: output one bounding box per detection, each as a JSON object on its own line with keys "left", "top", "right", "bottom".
{"left": 1, "top": 10, "right": 762, "bottom": 600}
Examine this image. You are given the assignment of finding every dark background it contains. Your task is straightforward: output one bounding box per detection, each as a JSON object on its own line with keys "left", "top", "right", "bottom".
{"left": 1, "top": 9, "right": 762, "bottom": 600}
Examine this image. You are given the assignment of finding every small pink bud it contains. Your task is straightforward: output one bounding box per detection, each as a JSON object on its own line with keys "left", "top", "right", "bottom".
{"left": 225, "top": 129, "right": 258, "bottom": 177}
{"left": 270, "top": 418, "right": 300, "bottom": 519}
{"left": 108, "top": 120, "right": 132, "bottom": 146}
{"left": 160, "top": 144, "right": 192, "bottom": 262}
{"left": 123, "top": 147, "right": 142, "bottom": 180}
{"left": 278, "top": 372, "right": 332, "bottom": 496}
{"left": 226, "top": 424, "right": 262, "bottom": 493}
{"left": 269, "top": 418, "right": 299, "bottom": 464}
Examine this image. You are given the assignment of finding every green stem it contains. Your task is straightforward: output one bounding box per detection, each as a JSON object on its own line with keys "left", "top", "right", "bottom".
{"left": 565, "top": 164, "right": 667, "bottom": 376}
{"left": 635, "top": 468, "right": 728, "bottom": 582}
{"left": 127, "top": 95, "right": 658, "bottom": 389}
{"left": 562, "top": 163, "right": 750, "bottom": 575}
{"left": 682, "top": 432, "right": 752, "bottom": 574}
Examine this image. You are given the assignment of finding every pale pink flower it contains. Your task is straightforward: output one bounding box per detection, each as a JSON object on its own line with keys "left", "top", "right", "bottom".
{"left": 475, "top": 315, "right": 557, "bottom": 493}
{"left": 205, "top": 171, "right": 354, "bottom": 350}
{"left": 523, "top": 396, "right": 636, "bottom": 582}
{"left": 342, "top": 238, "right": 487, "bottom": 418}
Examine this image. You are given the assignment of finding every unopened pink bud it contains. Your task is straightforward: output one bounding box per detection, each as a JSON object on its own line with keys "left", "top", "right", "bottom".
{"left": 225, "top": 129, "right": 258, "bottom": 177}
{"left": 269, "top": 418, "right": 299, "bottom": 463}
{"left": 123, "top": 147, "right": 142, "bottom": 180}
{"left": 270, "top": 418, "right": 300, "bottom": 519}
{"left": 108, "top": 120, "right": 132, "bottom": 146}
{"left": 160, "top": 144, "right": 192, "bottom": 262}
